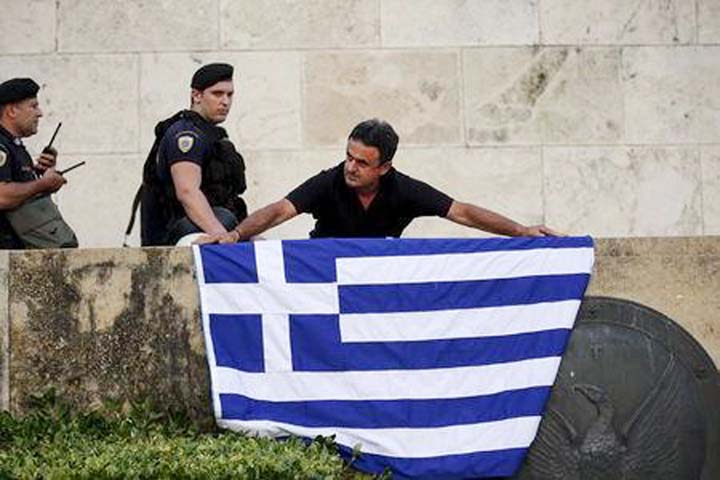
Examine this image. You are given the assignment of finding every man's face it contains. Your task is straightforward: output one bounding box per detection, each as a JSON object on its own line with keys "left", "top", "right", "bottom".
{"left": 10, "top": 97, "right": 42, "bottom": 137}
{"left": 192, "top": 80, "right": 234, "bottom": 124}
{"left": 343, "top": 138, "right": 391, "bottom": 192}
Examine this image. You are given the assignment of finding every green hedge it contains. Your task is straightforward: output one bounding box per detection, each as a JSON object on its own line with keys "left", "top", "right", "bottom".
{"left": 0, "top": 392, "right": 382, "bottom": 479}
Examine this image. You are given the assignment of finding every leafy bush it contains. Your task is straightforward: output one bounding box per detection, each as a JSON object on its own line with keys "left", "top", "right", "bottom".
{"left": 0, "top": 391, "right": 379, "bottom": 479}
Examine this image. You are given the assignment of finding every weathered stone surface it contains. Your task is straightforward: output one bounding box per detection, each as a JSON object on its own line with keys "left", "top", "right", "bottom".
{"left": 0, "top": 55, "right": 138, "bottom": 154}
{"left": 304, "top": 51, "right": 461, "bottom": 146}
{"left": 8, "top": 248, "right": 210, "bottom": 419}
{"left": 54, "top": 155, "right": 143, "bottom": 248}
{"left": 381, "top": 0, "right": 537, "bottom": 47}
{"left": 544, "top": 146, "right": 703, "bottom": 237}
{"left": 243, "top": 149, "right": 338, "bottom": 239}
{"left": 464, "top": 47, "right": 623, "bottom": 145}
{"left": 0, "top": 251, "right": 8, "bottom": 411}
{"left": 0, "top": 0, "right": 55, "bottom": 54}
{"left": 140, "top": 52, "right": 301, "bottom": 151}
{"left": 540, "top": 0, "right": 695, "bottom": 45}
{"left": 589, "top": 237, "right": 720, "bottom": 368}
{"left": 623, "top": 46, "right": 720, "bottom": 144}
{"left": 58, "top": 0, "right": 217, "bottom": 52}
{"left": 699, "top": 0, "right": 720, "bottom": 44}
{"left": 397, "top": 147, "right": 544, "bottom": 237}
{"left": 220, "top": 0, "right": 379, "bottom": 49}
{"left": 702, "top": 147, "right": 720, "bottom": 235}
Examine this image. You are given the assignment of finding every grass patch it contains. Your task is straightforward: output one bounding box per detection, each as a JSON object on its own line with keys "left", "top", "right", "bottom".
{"left": 0, "top": 391, "right": 381, "bottom": 479}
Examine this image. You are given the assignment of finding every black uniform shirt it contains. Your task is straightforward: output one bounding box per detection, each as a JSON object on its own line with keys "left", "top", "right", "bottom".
{"left": 286, "top": 163, "right": 454, "bottom": 238}
{"left": 0, "top": 125, "right": 36, "bottom": 248}
{"left": 156, "top": 116, "right": 212, "bottom": 183}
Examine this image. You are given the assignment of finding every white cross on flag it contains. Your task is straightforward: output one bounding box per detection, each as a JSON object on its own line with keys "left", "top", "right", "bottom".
{"left": 193, "top": 236, "right": 594, "bottom": 478}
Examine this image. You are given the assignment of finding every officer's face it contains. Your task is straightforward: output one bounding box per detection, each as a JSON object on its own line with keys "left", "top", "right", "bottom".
{"left": 343, "top": 139, "right": 391, "bottom": 192}
{"left": 10, "top": 97, "right": 42, "bottom": 137}
{"left": 192, "top": 80, "right": 234, "bottom": 124}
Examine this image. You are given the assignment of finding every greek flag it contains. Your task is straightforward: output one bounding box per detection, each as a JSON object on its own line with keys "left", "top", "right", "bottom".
{"left": 193, "top": 236, "right": 594, "bottom": 479}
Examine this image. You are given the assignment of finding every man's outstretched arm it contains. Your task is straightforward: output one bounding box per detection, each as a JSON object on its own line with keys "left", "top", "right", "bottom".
{"left": 195, "top": 198, "right": 298, "bottom": 244}
{"left": 446, "top": 201, "right": 561, "bottom": 237}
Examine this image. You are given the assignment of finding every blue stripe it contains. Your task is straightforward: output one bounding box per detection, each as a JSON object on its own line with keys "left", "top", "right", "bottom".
{"left": 283, "top": 236, "right": 593, "bottom": 283}
{"left": 290, "top": 314, "right": 569, "bottom": 370}
{"left": 199, "top": 244, "right": 258, "bottom": 283}
{"left": 210, "top": 314, "right": 264, "bottom": 372}
{"left": 340, "top": 274, "right": 590, "bottom": 314}
{"left": 336, "top": 444, "right": 528, "bottom": 479}
{"left": 220, "top": 387, "right": 550, "bottom": 428}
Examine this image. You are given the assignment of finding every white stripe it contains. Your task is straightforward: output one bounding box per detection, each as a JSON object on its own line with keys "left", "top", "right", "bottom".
{"left": 255, "top": 240, "right": 286, "bottom": 284}
{"left": 335, "top": 247, "right": 594, "bottom": 285}
{"left": 339, "top": 300, "right": 580, "bottom": 342}
{"left": 213, "top": 356, "right": 561, "bottom": 401}
{"left": 219, "top": 416, "right": 542, "bottom": 458}
{"left": 200, "top": 283, "right": 339, "bottom": 314}
{"left": 263, "top": 314, "right": 293, "bottom": 372}
{"left": 192, "top": 246, "right": 223, "bottom": 419}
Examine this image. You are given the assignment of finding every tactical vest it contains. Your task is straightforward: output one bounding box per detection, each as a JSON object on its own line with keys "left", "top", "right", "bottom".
{"left": 132, "top": 110, "right": 247, "bottom": 246}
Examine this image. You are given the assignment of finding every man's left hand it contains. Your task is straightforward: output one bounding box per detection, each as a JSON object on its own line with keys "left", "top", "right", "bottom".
{"left": 35, "top": 147, "right": 57, "bottom": 173}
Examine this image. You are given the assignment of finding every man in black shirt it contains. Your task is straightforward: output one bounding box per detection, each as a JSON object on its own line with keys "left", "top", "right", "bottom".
{"left": 198, "top": 119, "right": 558, "bottom": 244}
{"left": 0, "top": 78, "right": 66, "bottom": 249}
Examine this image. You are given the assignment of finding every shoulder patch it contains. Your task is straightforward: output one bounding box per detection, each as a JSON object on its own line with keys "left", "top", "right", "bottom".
{"left": 0, "top": 150, "right": 6, "bottom": 168}
{"left": 177, "top": 135, "right": 195, "bottom": 154}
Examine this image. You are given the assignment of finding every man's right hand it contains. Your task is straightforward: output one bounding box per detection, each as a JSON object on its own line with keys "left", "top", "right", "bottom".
{"left": 194, "top": 230, "right": 241, "bottom": 245}
{"left": 40, "top": 168, "right": 66, "bottom": 193}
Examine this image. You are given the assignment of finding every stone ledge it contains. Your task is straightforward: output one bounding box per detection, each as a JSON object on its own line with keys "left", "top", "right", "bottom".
{"left": 1, "top": 237, "right": 717, "bottom": 417}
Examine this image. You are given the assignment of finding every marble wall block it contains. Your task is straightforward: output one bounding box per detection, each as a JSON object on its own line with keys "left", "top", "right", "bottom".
{"left": 304, "top": 51, "right": 461, "bottom": 146}
{"left": 623, "top": 47, "right": 720, "bottom": 144}
{"left": 0, "top": 55, "right": 138, "bottom": 154}
{"left": 58, "top": 0, "right": 217, "bottom": 52}
{"left": 381, "top": 0, "right": 537, "bottom": 47}
{"left": 701, "top": 147, "right": 720, "bottom": 234}
{"left": 0, "top": 0, "right": 55, "bottom": 54}
{"left": 399, "top": 147, "right": 544, "bottom": 237}
{"left": 541, "top": 0, "right": 695, "bottom": 45}
{"left": 221, "top": 0, "right": 379, "bottom": 49}
{"left": 140, "top": 52, "right": 301, "bottom": 151}
{"left": 242, "top": 149, "right": 339, "bottom": 239}
{"left": 465, "top": 47, "right": 623, "bottom": 145}
{"left": 54, "top": 155, "right": 143, "bottom": 248}
{"left": 544, "top": 147, "right": 703, "bottom": 236}
{"left": 699, "top": 0, "right": 720, "bottom": 44}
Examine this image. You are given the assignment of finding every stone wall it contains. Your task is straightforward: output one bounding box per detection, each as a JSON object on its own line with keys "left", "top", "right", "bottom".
{"left": 1, "top": 1, "right": 719, "bottom": 246}
{"left": 0, "top": 237, "right": 718, "bottom": 416}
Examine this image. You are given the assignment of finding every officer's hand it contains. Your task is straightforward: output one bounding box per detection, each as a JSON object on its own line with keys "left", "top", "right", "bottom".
{"left": 522, "top": 224, "right": 565, "bottom": 237}
{"left": 40, "top": 168, "right": 66, "bottom": 193}
{"left": 193, "top": 231, "right": 241, "bottom": 245}
{"left": 35, "top": 147, "right": 58, "bottom": 173}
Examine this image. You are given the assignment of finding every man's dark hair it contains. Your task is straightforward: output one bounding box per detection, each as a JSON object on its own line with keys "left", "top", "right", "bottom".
{"left": 348, "top": 119, "right": 399, "bottom": 164}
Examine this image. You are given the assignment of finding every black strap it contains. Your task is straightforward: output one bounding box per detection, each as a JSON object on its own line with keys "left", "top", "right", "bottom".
{"left": 124, "top": 185, "right": 143, "bottom": 246}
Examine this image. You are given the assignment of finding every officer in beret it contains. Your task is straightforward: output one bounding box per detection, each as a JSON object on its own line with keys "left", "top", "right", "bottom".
{"left": 138, "top": 62, "right": 247, "bottom": 246}
{"left": 0, "top": 78, "right": 66, "bottom": 249}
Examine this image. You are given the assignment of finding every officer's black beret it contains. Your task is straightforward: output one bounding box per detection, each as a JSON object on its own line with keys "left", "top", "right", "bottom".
{"left": 0, "top": 78, "right": 40, "bottom": 105}
{"left": 191, "top": 63, "right": 233, "bottom": 90}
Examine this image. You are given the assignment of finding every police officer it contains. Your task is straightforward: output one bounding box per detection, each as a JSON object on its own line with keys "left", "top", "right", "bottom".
{"left": 139, "top": 63, "right": 247, "bottom": 246}
{"left": 0, "top": 78, "right": 66, "bottom": 249}
{"left": 198, "top": 119, "right": 560, "bottom": 244}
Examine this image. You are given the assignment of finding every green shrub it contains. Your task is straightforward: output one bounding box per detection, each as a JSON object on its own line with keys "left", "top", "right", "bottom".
{"left": 0, "top": 391, "right": 382, "bottom": 479}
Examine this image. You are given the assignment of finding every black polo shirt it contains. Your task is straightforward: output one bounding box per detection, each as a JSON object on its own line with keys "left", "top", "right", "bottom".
{"left": 286, "top": 163, "right": 453, "bottom": 238}
{"left": 0, "top": 125, "right": 36, "bottom": 248}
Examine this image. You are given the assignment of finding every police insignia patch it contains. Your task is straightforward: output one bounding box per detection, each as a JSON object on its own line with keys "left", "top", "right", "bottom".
{"left": 0, "top": 150, "right": 6, "bottom": 168}
{"left": 178, "top": 135, "right": 194, "bottom": 154}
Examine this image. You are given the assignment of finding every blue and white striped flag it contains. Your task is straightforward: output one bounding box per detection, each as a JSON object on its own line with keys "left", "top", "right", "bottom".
{"left": 193, "top": 236, "right": 594, "bottom": 479}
